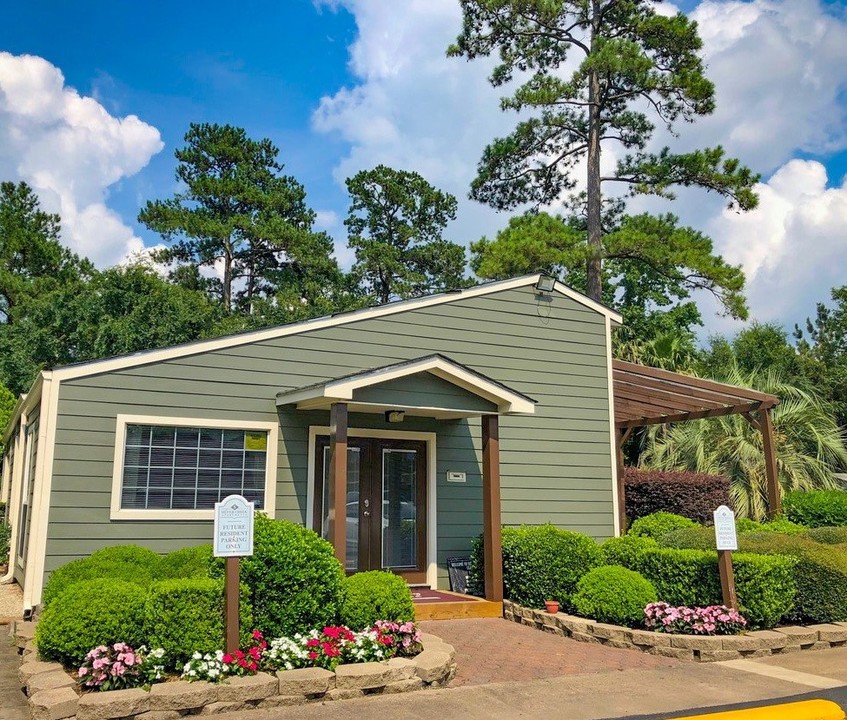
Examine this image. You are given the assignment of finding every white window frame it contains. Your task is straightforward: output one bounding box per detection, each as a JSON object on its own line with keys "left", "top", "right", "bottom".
{"left": 306, "top": 426, "right": 437, "bottom": 589}
{"left": 111, "top": 414, "right": 278, "bottom": 521}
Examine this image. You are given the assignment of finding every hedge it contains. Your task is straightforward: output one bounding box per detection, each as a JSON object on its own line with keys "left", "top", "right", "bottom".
{"left": 211, "top": 514, "right": 345, "bottom": 638}
{"left": 469, "top": 525, "right": 602, "bottom": 609}
{"left": 144, "top": 577, "right": 253, "bottom": 669}
{"left": 340, "top": 571, "right": 414, "bottom": 630}
{"left": 661, "top": 527, "right": 847, "bottom": 623}
{"left": 572, "top": 566, "right": 657, "bottom": 627}
{"left": 157, "top": 544, "right": 213, "bottom": 579}
{"left": 624, "top": 468, "right": 730, "bottom": 524}
{"left": 628, "top": 512, "right": 698, "bottom": 540}
{"left": 42, "top": 557, "right": 156, "bottom": 609}
{"left": 784, "top": 490, "right": 847, "bottom": 528}
{"left": 805, "top": 527, "right": 847, "bottom": 546}
{"left": 36, "top": 579, "right": 147, "bottom": 666}
{"left": 618, "top": 545, "right": 795, "bottom": 629}
{"left": 600, "top": 534, "right": 659, "bottom": 567}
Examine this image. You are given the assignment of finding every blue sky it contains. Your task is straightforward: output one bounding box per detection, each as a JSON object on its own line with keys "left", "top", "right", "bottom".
{"left": 1, "top": 1, "right": 847, "bottom": 335}
{"left": 0, "top": 0, "right": 361, "bottom": 246}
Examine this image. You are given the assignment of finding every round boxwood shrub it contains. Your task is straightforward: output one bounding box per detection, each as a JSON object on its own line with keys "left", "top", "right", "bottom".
{"left": 42, "top": 557, "right": 155, "bottom": 609}
{"left": 144, "top": 577, "right": 252, "bottom": 669}
{"left": 340, "top": 571, "right": 414, "bottom": 630}
{"left": 628, "top": 512, "right": 698, "bottom": 540}
{"left": 36, "top": 578, "right": 146, "bottom": 666}
{"left": 211, "top": 514, "right": 345, "bottom": 637}
{"left": 572, "top": 566, "right": 657, "bottom": 627}
{"left": 157, "top": 544, "right": 213, "bottom": 579}
{"left": 469, "top": 525, "right": 602, "bottom": 608}
{"left": 600, "top": 534, "right": 658, "bottom": 568}
{"left": 784, "top": 490, "right": 847, "bottom": 528}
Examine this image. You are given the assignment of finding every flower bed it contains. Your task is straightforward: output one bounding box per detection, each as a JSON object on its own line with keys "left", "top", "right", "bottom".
{"left": 13, "top": 620, "right": 457, "bottom": 720}
{"left": 504, "top": 600, "right": 847, "bottom": 662}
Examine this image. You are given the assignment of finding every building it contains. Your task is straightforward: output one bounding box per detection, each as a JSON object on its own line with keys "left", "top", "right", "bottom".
{"left": 0, "top": 275, "right": 621, "bottom": 615}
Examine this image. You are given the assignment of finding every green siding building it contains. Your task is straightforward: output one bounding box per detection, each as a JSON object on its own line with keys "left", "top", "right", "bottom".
{"left": 0, "top": 275, "right": 622, "bottom": 614}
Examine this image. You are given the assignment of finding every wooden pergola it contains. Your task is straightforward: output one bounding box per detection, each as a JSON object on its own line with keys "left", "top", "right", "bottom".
{"left": 613, "top": 360, "right": 781, "bottom": 532}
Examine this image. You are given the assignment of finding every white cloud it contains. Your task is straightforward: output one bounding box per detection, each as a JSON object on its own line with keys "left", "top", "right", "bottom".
{"left": 708, "top": 159, "right": 847, "bottom": 330}
{"left": 314, "top": 0, "right": 847, "bottom": 331}
{"left": 0, "top": 52, "right": 164, "bottom": 267}
{"left": 314, "top": 209, "right": 341, "bottom": 230}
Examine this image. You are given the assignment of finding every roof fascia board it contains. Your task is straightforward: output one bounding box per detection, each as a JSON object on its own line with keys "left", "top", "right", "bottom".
{"left": 52, "top": 275, "right": 621, "bottom": 382}
{"left": 2, "top": 373, "right": 48, "bottom": 444}
{"left": 277, "top": 356, "right": 536, "bottom": 415}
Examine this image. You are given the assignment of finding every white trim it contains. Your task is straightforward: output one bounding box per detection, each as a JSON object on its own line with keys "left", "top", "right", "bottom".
{"left": 279, "top": 355, "right": 535, "bottom": 416}
{"left": 0, "top": 414, "right": 26, "bottom": 584}
{"left": 16, "top": 425, "right": 36, "bottom": 567}
{"left": 109, "top": 414, "right": 279, "bottom": 522}
{"left": 605, "top": 316, "right": 621, "bottom": 537}
{"left": 23, "top": 374, "right": 59, "bottom": 609}
{"left": 306, "top": 426, "right": 438, "bottom": 589}
{"left": 45, "top": 276, "right": 621, "bottom": 384}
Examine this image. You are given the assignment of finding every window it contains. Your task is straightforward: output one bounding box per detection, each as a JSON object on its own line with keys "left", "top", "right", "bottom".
{"left": 116, "top": 419, "right": 275, "bottom": 514}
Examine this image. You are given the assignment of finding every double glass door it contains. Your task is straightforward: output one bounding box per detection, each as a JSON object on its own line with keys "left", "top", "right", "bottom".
{"left": 314, "top": 437, "right": 427, "bottom": 583}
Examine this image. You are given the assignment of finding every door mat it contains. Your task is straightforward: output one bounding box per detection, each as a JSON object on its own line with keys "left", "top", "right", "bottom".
{"left": 412, "top": 588, "right": 484, "bottom": 603}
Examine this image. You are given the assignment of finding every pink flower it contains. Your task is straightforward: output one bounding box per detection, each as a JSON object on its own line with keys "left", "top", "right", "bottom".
{"left": 78, "top": 667, "right": 88, "bottom": 677}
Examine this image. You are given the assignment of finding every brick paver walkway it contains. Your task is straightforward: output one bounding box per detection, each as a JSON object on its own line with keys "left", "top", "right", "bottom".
{"left": 419, "top": 617, "right": 679, "bottom": 687}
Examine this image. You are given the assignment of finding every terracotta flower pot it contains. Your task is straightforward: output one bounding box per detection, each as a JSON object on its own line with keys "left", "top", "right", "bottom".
{"left": 544, "top": 600, "right": 560, "bottom": 614}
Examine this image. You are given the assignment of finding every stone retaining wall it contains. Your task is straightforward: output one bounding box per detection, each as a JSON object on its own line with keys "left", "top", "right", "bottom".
{"left": 504, "top": 600, "right": 847, "bottom": 662}
{"left": 10, "top": 622, "right": 456, "bottom": 720}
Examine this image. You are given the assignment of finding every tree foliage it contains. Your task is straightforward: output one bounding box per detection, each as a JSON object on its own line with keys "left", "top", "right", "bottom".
{"left": 139, "top": 123, "right": 343, "bottom": 314}
{"left": 641, "top": 367, "right": 847, "bottom": 520}
{"left": 0, "top": 264, "right": 220, "bottom": 395}
{"left": 345, "top": 165, "right": 466, "bottom": 303}
{"left": 0, "top": 182, "right": 90, "bottom": 324}
{"left": 450, "top": 0, "right": 757, "bottom": 306}
{"left": 471, "top": 209, "right": 742, "bottom": 353}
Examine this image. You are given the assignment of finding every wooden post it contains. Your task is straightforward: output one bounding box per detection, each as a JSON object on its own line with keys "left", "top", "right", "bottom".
{"left": 616, "top": 428, "right": 631, "bottom": 535}
{"left": 224, "top": 557, "right": 240, "bottom": 653}
{"left": 328, "top": 402, "right": 348, "bottom": 567}
{"left": 760, "top": 408, "right": 781, "bottom": 519}
{"left": 482, "top": 415, "right": 503, "bottom": 603}
{"left": 717, "top": 550, "right": 738, "bottom": 610}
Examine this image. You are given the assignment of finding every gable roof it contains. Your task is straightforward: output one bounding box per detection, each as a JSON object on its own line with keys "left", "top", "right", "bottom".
{"left": 276, "top": 353, "right": 537, "bottom": 416}
{"left": 47, "top": 274, "right": 621, "bottom": 383}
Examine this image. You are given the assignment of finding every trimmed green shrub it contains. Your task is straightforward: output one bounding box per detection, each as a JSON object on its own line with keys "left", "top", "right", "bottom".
{"left": 88, "top": 544, "right": 161, "bottom": 569}
{"left": 624, "top": 468, "right": 730, "bottom": 524}
{"left": 735, "top": 517, "right": 806, "bottom": 535}
{"left": 784, "top": 490, "right": 847, "bottom": 528}
{"left": 0, "top": 522, "right": 10, "bottom": 565}
{"left": 36, "top": 579, "right": 146, "bottom": 666}
{"left": 572, "top": 566, "right": 657, "bottom": 627}
{"left": 144, "top": 577, "right": 252, "bottom": 669}
{"left": 340, "top": 571, "right": 414, "bottom": 630}
{"left": 157, "top": 544, "right": 213, "bottom": 579}
{"left": 805, "top": 527, "right": 847, "bottom": 545}
{"left": 211, "top": 514, "right": 345, "bottom": 637}
{"left": 599, "top": 534, "right": 658, "bottom": 568}
{"left": 661, "top": 528, "right": 846, "bottom": 624}
{"left": 628, "top": 512, "right": 698, "bottom": 540}
{"left": 469, "top": 525, "right": 602, "bottom": 608}
{"left": 42, "top": 558, "right": 155, "bottom": 608}
{"left": 737, "top": 533, "right": 847, "bottom": 623}
{"left": 630, "top": 547, "right": 795, "bottom": 629}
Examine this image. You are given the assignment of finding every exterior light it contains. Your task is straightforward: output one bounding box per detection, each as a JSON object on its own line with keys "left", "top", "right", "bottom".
{"left": 385, "top": 410, "right": 405, "bottom": 423}
{"left": 535, "top": 275, "right": 555, "bottom": 293}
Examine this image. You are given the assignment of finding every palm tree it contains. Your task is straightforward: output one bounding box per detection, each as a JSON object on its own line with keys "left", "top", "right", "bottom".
{"left": 615, "top": 331, "right": 696, "bottom": 372}
{"left": 640, "top": 366, "right": 847, "bottom": 519}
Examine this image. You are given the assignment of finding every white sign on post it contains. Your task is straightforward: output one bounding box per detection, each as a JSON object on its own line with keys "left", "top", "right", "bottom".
{"left": 713, "top": 504, "right": 738, "bottom": 551}
{"left": 214, "top": 494, "right": 255, "bottom": 557}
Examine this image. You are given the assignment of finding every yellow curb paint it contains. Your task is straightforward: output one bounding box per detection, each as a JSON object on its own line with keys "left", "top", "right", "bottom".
{"left": 674, "top": 700, "right": 844, "bottom": 720}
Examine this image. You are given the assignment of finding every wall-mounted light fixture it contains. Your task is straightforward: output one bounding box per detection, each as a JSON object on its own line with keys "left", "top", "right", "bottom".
{"left": 385, "top": 410, "right": 405, "bottom": 423}
{"left": 535, "top": 275, "right": 555, "bottom": 293}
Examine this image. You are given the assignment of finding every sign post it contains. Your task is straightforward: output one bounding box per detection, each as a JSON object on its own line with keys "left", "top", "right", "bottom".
{"left": 214, "top": 495, "right": 254, "bottom": 654}
{"left": 713, "top": 505, "right": 738, "bottom": 610}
